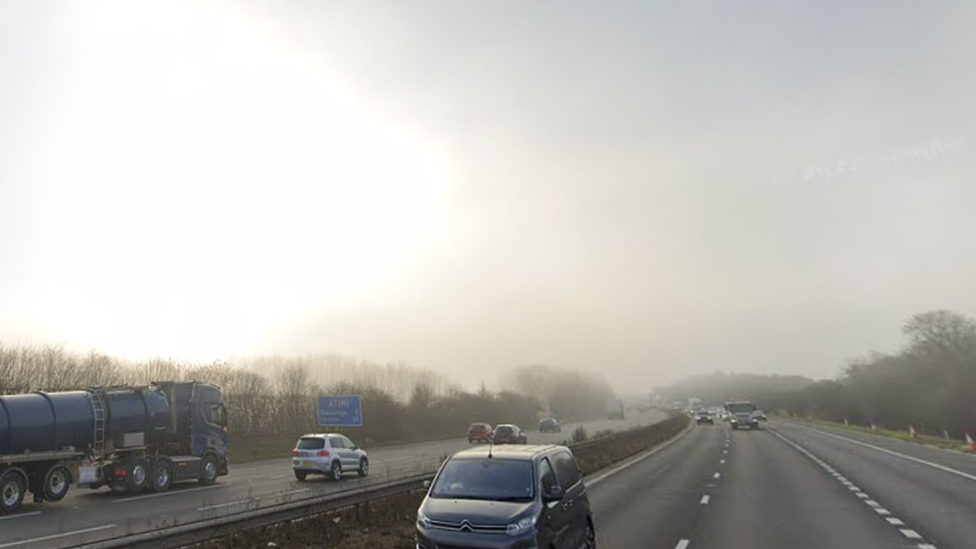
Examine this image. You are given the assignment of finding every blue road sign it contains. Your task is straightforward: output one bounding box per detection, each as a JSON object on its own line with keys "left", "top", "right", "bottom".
{"left": 317, "top": 396, "right": 363, "bottom": 427}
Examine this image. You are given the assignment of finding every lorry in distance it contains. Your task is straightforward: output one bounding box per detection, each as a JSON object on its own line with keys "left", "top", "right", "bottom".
{"left": 0, "top": 381, "right": 229, "bottom": 514}
{"left": 606, "top": 397, "right": 626, "bottom": 420}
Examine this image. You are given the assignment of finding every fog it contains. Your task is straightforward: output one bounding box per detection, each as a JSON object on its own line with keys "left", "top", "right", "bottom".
{"left": 1, "top": 1, "right": 974, "bottom": 391}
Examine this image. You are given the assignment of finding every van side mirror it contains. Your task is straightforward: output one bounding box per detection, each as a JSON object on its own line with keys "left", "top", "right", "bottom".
{"left": 544, "top": 485, "right": 563, "bottom": 502}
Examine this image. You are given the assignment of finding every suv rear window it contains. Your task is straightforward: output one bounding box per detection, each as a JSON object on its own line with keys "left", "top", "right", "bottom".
{"left": 495, "top": 426, "right": 514, "bottom": 435}
{"left": 297, "top": 437, "right": 326, "bottom": 450}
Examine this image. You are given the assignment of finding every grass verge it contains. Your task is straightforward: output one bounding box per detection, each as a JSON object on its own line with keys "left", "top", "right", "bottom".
{"left": 198, "top": 412, "right": 690, "bottom": 549}
{"left": 787, "top": 417, "right": 974, "bottom": 453}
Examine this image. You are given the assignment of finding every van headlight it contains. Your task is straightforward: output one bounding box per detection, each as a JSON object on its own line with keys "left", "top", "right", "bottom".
{"left": 506, "top": 515, "right": 537, "bottom": 536}
{"left": 417, "top": 511, "right": 432, "bottom": 529}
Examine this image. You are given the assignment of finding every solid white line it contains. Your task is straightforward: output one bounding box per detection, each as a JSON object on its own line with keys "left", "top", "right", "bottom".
{"left": 700, "top": 495, "right": 710, "bottom": 504}
{"left": 197, "top": 499, "right": 250, "bottom": 511}
{"left": 586, "top": 423, "right": 696, "bottom": 486}
{"left": 674, "top": 540, "right": 690, "bottom": 549}
{"left": 712, "top": 472, "right": 721, "bottom": 479}
{"left": 901, "top": 529, "right": 922, "bottom": 539}
{"left": 114, "top": 482, "right": 231, "bottom": 503}
{"left": 0, "top": 511, "right": 42, "bottom": 521}
{"left": 792, "top": 424, "right": 976, "bottom": 483}
{"left": 0, "top": 525, "right": 116, "bottom": 548}
{"left": 886, "top": 518, "right": 905, "bottom": 525}
{"left": 269, "top": 474, "right": 285, "bottom": 479}
{"left": 281, "top": 488, "right": 310, "bottom": 496}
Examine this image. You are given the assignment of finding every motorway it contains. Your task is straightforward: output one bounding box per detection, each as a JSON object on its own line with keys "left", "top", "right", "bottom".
{"left": 0, "top": 410, "right": 666, "bottom": 549}
{"left": 5, "top": 411, "right": 976, "bottom": 549}
{"left": 588, "top": 418, "right": 976, "bottom": 549}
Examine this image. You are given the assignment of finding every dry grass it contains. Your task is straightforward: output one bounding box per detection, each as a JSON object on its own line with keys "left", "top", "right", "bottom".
{"left": 793, "top": 417, "right": 973, "bottom": 453}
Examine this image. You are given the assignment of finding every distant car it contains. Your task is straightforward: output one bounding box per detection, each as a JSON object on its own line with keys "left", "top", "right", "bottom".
{"left": 467, "top": 423, "right": 494, "bottom": 443}
{"left": 539, "top": 418, "right": 562, "bottom": 433}
{"left": 292, "top": 434, "right": 368, "bottom": 481}
{"left": 753, "top": 411, "right": 768, "bottom": 421}
{"left": 696, "top": 411, "right": 714, "bottom": 425}
{"left": 417, "top": 445, "right": 594, "bottom": 549}
{"left": 492, "top": 424, "right": 528, "bottom": 444}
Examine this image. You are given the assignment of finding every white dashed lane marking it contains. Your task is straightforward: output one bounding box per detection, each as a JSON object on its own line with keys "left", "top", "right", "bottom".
{"left": 674, "top": 540, "right": 690, "bottom": 549}
{"left": 712, "top": 472, "right": 721, "bottom": 479}
{"left": 0, "top": 511, "right": 42, "bottom": 521}
{"left": 700, "top": 495, "right": 710, "bottom": 505}
{"left": 769, "top": 429, "right": 940, "bottom": 549}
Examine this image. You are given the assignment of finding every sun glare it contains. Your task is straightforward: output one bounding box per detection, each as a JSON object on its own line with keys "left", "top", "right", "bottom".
{"left": 14, "top": 1, "right": 448, "bottom": 361}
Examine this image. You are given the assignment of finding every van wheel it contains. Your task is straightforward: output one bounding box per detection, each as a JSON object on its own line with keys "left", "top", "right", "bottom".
{"left": 0, "top": 469, "right": 26, "bottom": 514}
{"left": 42, "top": 465, "right": 71, "bottom": 501}
{"left": 585, "top": 519, "right": 596, "bottom": 549}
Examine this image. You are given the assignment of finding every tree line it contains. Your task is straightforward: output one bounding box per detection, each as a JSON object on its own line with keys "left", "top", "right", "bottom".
{"left": 0, "top": 344, "right": 614, "bottom": 444}
{"left": 656, "top": 310, "right": 976, "bottom": 437}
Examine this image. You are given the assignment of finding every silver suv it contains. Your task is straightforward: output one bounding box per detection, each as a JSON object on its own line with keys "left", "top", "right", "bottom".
{"left": 292, "top": 434, "right": 369, "bottom": 481}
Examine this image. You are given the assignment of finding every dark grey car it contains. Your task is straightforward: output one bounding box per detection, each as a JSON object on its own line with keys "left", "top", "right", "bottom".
{"left": 416, "top": 445, "right": 595, "bottom": 549}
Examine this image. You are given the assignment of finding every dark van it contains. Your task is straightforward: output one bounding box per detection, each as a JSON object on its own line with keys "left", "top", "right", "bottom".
{"left": 416, "top": 445, "right": 595, "bottom": 549}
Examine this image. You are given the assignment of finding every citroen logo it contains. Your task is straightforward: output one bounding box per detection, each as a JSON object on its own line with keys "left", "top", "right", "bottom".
{"left": 459, "top": 520, "right": 473, "bottom": 532}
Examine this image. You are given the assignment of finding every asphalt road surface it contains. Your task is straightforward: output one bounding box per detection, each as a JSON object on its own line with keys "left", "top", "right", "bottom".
{"left": 587, "top": 418, "right": 976, "bottom": 549}
{"left": 0, "top": 409, "right": 666, "bottom": 549}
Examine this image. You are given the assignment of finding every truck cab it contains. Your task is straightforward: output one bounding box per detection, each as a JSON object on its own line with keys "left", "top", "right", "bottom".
{"left": 725, "top": 401, "right": 760, "bottom": 430}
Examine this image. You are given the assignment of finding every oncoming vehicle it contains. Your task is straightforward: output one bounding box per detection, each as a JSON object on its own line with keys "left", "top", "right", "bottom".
{"left": 726, "top": 401, "right": 760, "bottom": 430}
{"left": 753, "top": 410, "right": 768, "bottom": 422}
{"left": 539, "top": 418, "right": 562, "bottom": 433}
{"left": 292, "top": 434, "right": 368, "bottom": 481}
{"left": 0, "top": 382, "right": 228, "bottom": 514}
{"left": 416, "top": 445, "right": 595, "bottom": 549}
{"left": 493, "top": 424, "right": 528, "bottom": 444}
{"left": 696, "top": 411, "right": 714, "bottom": 425}
{"left": 467, "top": 423, "right": 494, "bottom": 443}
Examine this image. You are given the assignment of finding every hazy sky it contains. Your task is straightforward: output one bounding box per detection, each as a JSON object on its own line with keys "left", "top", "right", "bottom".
{"left": 2, "top": 1, "right": 974, "bottom": 390}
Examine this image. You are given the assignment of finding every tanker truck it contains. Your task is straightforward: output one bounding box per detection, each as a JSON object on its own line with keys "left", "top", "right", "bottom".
{"left": 0, "top": 381, "right": 229, "bottom": 514}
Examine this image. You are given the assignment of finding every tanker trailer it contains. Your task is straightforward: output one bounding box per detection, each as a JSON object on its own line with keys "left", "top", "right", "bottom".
{"left": 0, "top": 381, "right": 228, "bottom": 514}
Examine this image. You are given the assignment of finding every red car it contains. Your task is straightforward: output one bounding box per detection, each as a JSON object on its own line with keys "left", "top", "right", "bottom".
{"left": 467, "top": 422, "right": 493, "bottom": 443}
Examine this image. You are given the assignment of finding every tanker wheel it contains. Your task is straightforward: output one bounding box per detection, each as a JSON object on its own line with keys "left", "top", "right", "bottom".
{"left": 42, "top": 465, "right": 71, "bottom": 502}
{"left": 151, "top": 460, "right": 173, "bottom": 493}
{"left": 199, "top": 455, "right": 219, "bottom": 485}
{"left": 126, "top": 458, "right": 150, "bottom": 494}
{"left": 0, "top": 469, "right": 27, "bottom": 514}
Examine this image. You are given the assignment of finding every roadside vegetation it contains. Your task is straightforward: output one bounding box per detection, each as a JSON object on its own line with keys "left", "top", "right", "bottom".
{"left": 657, "top": 309, "right": 976, "bottom": 441}
{"left": 0, "top": 344, "right": 616, "bottom": 460}
{"left": 793, "top": 417, "right": 973, "bottom": 453}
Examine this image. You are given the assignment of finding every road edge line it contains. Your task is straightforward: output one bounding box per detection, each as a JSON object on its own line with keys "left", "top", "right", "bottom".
{"left": 785, "top": 423, "right": 976, "bottom": 483}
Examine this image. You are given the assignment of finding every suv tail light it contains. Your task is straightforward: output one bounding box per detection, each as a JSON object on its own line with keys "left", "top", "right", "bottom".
{"left": 317, "top": 450, "right": 330, "bottom": 457}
